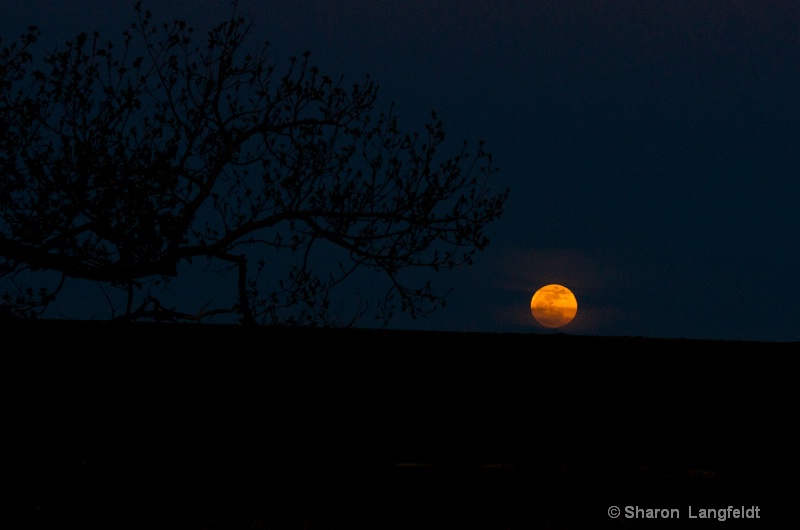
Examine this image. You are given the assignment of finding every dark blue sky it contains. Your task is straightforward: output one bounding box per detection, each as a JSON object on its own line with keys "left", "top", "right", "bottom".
{"left": 3, "top": 1, "right": 799, "bottom": 341}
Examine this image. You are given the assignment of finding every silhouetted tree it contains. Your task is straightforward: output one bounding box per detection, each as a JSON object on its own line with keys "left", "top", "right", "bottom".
{"left": 0, "top": 1, "right": 508, "bottom": 325}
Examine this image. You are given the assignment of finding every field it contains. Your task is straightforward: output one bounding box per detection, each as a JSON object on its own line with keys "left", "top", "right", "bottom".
{"left": 3, "top": 320, "right": 798, "bottom": 528}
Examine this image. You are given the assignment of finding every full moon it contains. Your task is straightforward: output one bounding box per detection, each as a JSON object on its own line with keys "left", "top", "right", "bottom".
{"left": 530, "top": 284, "right": 578, "bottom": 328}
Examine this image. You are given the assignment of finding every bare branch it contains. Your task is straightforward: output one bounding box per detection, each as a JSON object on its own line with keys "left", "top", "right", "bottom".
{"left": 0, "top": 2, "right": 508, "bottom": 326}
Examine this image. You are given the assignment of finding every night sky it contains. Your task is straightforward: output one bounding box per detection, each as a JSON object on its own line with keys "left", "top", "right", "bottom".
{"left": 3, "top": 1, "right": 799, "bottom": 342}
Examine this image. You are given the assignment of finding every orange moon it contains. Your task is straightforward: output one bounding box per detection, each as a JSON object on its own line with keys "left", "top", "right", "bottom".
{"left": 530, "top": 284, "right": 578, "bottom": 328}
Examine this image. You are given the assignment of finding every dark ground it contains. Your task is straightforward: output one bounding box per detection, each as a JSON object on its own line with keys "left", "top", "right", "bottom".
{"left": 2, "top": 320, "right": 799, "bottom": 528}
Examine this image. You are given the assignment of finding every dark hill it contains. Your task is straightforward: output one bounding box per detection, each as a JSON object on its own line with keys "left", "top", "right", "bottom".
{"left": 3, "top": 320, "right": 799, "bottom": 528}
